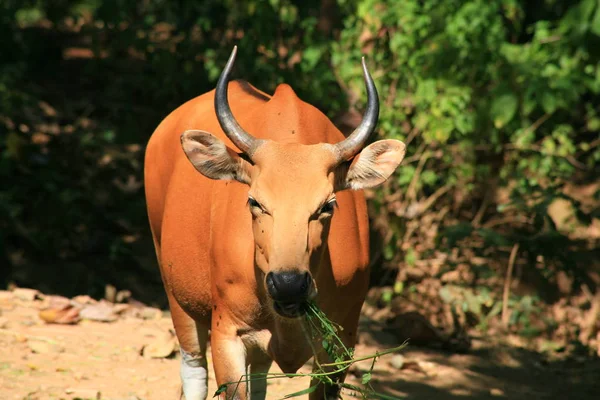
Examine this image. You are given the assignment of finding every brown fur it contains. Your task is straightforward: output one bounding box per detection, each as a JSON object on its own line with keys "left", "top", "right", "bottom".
{"left": 145, "top": 81, "right": 403, "bottom": 399}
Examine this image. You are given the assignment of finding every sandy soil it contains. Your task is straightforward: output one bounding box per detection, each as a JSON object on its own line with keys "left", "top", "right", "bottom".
{"left": 1, "top": 291, "right": 599, "bottom": 400}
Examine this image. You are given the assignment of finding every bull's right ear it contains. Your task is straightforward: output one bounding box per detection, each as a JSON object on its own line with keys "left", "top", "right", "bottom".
{"left": 181, "top": 130, "right": 253, "bottom": 185}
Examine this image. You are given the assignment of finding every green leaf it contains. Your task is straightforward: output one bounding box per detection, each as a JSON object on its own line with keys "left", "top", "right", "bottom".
{"left": 586, "top": 117, "right": 600, "bottom": 132}
{"left": 15, "top": 7, "right": 45, "bottom": 26}
{"left": 393, "top": 281, "right": 404, "bottom": 294}
{"left": 541, "top": 91, "right": 558, "bottom": 114}
{"left": 5, "top": 132, "right": 25, "bottom": 159}
{"left": 383, "top": 243, "right": 395, "bottom": 260}
{"left": 381, "top": 289, "right": 393, "bottom": 304}
{"left": 542, "top": 137, "right": 556, "bottom": 154}
{"left": 302, "top": 47, "right": 323, "bottom": 70}
{"left": 477, "top": 228, "right": 510, "bottom": 247}
{"left": 592, "top": 5, "right": 600, "bottom": 36}
{"left": 439, "top": 286, "right": 454, "bottom": 304}
{"left": 397, "top": 165, "right": 416, "bottom": 186}
{"left": 487, "top": 301, "right": 503, "bottom": 318}
{"left": 372, "top": 391, "right": 408, "bottom": 399}
{"left": 426, "top": 119, "right": 453, "bottom": 143}
{"left": 421, "top": 170, "right": 437, "bottom": 186}
{"left": 362, "top": 372, "right": 372, "bottom": 384}
{"left": 283, "top": 384, "right": 319, "bottom": 398}
{"left": 405, "top": 248, "right": 417, "bottom": 267}
{"left": 214, "top": 384, "right": 228, "bottom": 396}
{"left": 491, "top": 93, "right": 518, "bottom": 128}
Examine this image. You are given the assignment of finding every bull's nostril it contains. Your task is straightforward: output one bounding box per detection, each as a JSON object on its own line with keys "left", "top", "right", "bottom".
{"left": 303, "top": 272, "right": 311, "bottom": 291}
{"left": 266, "top": 272, "right": 277, "bottom": 297}
{"left": 267, "top": 271, "right": 312, "bottom": 302}
{"left": 266, "top": 272, "right": 274, "bottom": 285}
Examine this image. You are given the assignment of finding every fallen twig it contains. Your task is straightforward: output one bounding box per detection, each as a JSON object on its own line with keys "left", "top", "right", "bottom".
{"left": 502, "top": 243, "right": 520, "bottom": 327}
{"left": 406, "top": 147, "right": 431, "bottom": 202}
{"left": 419, "top": 183, "right": 453, "bottom": 216}
{"left": 472, "top": 178, "right": 497, "bottom": 227}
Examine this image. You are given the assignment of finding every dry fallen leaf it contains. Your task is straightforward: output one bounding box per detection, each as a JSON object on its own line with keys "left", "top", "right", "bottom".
{"left": 45, "top": 295, "right": 71, "bottom": 308}
{"left": 31, "top": 132, "right": 50, "bottom": 145}
{"left": 142, "top": 331, "right": 177, "bottom": 359}
{"left": 120, "top": 299, "right": 146, "bottom": 318}
{"left": 139, "top": 306, "right": 162, "bottom": 320}
{"left": 27, "top": 339, "right": 64, "bottom": 354}
{"left": 80, "top": 300, "right": 117, "bottom": 322}
{"left": 112, "top": 303, "right": 131, "bottom": 315}
{"left": 389, "top": 354, "right": 405, "bottom": 369}
{"left": 39, "top": 100, "right": 57, "bottom": 117}
{"left": 13, "top": 288, "right": 41, "bottom": 302}
{"left": 39, "top": 295, "right": 80, "bottom": 324}
{"left": 39, "top": 305, "right": 80, "bottom": 324}
{"left": 72, "top": 295, "right": 97, "bottom": 305}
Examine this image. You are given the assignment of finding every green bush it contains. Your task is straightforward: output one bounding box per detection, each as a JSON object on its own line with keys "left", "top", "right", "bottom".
{"left": 334, "top": 0, "right": 599, "bottom": 272}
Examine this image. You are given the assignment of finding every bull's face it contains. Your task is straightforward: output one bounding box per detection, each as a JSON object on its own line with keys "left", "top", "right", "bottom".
{"left": 245, "top": 143, "right": 342, "bottom": 318}
{"left": 181, "top": 47, "right": 406, "bottom": 318}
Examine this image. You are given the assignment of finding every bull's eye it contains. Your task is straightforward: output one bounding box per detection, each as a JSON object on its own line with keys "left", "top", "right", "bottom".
{"left": 318, "top": 199, "right": 337, "bottom": 215}
{"left": 248, "top": 196, "right": 264, "bottom": 213}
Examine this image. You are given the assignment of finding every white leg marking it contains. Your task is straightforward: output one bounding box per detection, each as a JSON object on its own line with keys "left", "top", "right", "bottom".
{"left": 180, "top": 348, "right": 208, "bottom": 400}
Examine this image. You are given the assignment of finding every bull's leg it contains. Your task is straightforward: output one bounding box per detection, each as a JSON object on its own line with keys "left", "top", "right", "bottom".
{"left": 308, "top": 354, "right": 348, "bottom": 400}
{"left": 211, "top": 330, "right": 248, "bottom": 400}
{"left": 167, "top": 294, "right": 210, "bottom": 400}
{"left": 247, "top": 350, "right": 273, "bottom": 400}
{"left": 152, "top": 235, "right": 210, "bottom": 400}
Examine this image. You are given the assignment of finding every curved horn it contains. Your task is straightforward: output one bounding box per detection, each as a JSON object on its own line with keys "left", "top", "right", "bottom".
{"left": 215, "top": 46, "right": 263, "bottom": 156}
{"left": 334, "top": 57, "right": 380, "bottom": 161}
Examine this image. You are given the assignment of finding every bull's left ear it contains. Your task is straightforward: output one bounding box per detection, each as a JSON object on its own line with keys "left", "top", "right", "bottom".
{"left": 181, "top": 130, "right": 252, "bottom": 185}
{"left": 336, "top": 139, "right": 406, "bottom": 191}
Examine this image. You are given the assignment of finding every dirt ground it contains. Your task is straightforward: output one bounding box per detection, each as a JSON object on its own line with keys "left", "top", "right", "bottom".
{"left": 1, "top": 290, "right": 599, "bottom": 400}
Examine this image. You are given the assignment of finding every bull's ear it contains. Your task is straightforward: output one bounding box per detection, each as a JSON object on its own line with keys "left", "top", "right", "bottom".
{"left": 335, "top": 139, "right": 406, "bottom": 191}
{"left": 181, "top": 130, "right": 252, "bottom": 185}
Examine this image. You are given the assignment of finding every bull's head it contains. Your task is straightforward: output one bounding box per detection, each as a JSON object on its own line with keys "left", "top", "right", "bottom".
{"left": 181, "top": 47, "right": 405, "bottom": 318}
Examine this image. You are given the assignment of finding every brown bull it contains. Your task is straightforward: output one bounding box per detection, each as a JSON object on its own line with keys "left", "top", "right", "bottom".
{"left": 144, "top": 47, "right": 406, "bottom": 399}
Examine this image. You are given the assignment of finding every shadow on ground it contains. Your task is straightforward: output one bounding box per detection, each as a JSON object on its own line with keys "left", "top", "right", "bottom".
{"left": 369, "top": 342, "right": 600, "bottom": 400}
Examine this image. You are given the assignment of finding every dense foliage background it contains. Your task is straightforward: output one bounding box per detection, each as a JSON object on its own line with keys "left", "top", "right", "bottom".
{"left": 1, "top": 0, "right": 599, "bottom": 355}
